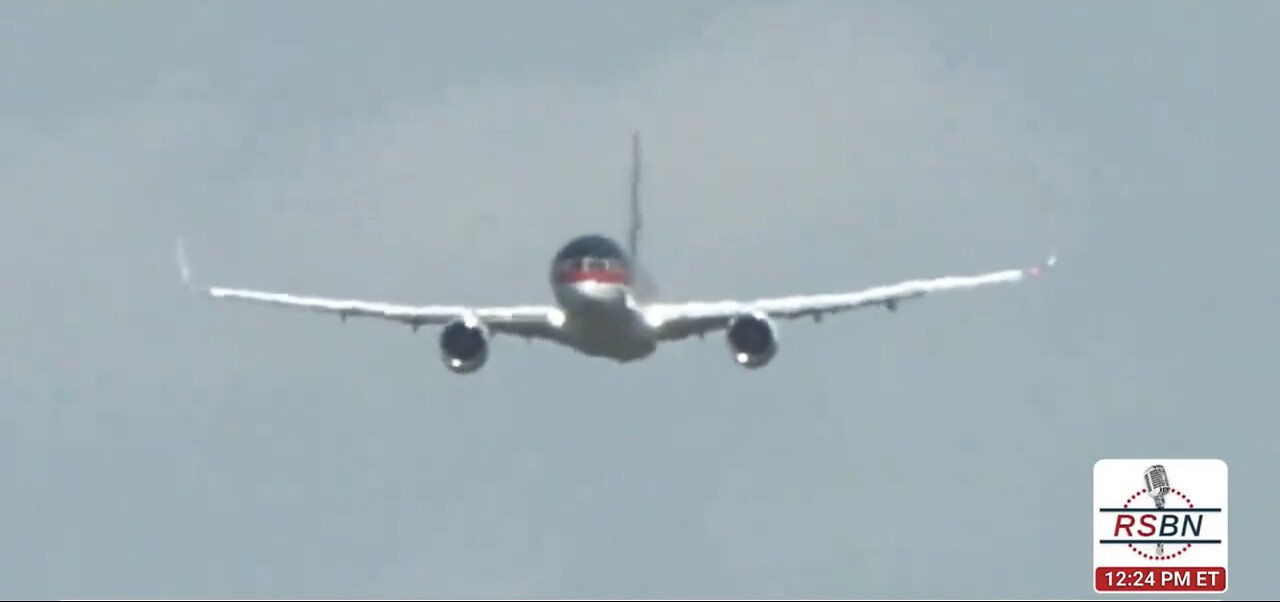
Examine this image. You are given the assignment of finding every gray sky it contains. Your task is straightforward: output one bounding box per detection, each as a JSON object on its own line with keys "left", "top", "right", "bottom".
{"left": 2, "top": 0, "right": 1275, "bottom": 598}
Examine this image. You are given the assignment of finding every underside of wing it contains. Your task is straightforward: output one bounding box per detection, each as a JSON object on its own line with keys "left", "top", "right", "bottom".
{"left": 642, "top": 255, "right": 1056, "bottom": 367}
{"left": 175, "top": 238, "right": 567, "bottom": 374}
{"left": 203, "top": 285, "right": 564, "bottom": 336}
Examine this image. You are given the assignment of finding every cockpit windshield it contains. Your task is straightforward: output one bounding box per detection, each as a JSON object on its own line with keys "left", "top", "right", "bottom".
{"left": 550, "top": 234, "right": 631, "bottom": 282}
{"left": 554, "top": 256, "right": 626, "bottom": 275}
{"left": 558, "top": 254, "right": 622, "bottom": 271}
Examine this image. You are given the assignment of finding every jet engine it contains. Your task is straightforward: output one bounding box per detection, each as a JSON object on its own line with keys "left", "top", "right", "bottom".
{"left": 726, "top": 311, "right": 778, "bottom": 368}
{"left": 439, "top": 318, "right": 489, "bottom": 374}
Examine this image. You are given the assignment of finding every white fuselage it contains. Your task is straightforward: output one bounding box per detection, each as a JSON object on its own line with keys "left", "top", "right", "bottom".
{"left": 551, "top": 279, "right": 657, "bottom": 362}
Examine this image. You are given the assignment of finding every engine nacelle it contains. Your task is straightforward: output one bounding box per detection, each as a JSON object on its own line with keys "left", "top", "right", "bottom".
{"left": 726, "top": 311, "right": 779, "bottom": 368}
{"left": 439, "top": 318, "right": 490, "bottom": 374}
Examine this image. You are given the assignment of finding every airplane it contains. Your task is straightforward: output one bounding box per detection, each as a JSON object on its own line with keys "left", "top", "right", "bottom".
{"left": 174, "top": 132, "right": 1056, "bottom": 374}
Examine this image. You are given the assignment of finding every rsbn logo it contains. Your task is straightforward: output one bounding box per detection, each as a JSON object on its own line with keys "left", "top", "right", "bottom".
{"left": 1093, "top": 459, "right": 1228, "bottom": 593}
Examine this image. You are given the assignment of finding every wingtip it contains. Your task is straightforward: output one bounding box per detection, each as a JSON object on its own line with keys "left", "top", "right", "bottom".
{"left": 1026, "top": 253, "right": 1058, "bottom": 278}
{"left": 174, "top": 236, "right": 193, "bottom": 289}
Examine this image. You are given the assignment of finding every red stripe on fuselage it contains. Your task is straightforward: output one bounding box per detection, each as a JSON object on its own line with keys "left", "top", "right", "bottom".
{"left": 557, "top": 269, "right": 630, "bottom": 284}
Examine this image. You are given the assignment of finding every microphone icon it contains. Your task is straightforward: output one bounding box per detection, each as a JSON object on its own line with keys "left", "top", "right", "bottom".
{"left": 1144, "top": 465, "right": 1172, "bottom": 556}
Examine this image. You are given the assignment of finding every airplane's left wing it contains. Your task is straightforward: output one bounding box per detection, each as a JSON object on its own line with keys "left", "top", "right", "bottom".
{"left": 644, "top": 254, "right": 1056, "bottom": 343}
{"left": 174, "top": 239, "right": 567, "bottom": 343}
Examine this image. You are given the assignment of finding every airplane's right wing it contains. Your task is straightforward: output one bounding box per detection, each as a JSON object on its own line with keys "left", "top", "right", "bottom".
{"left": 199, "top": 283, "right": 567, "bottom": 341}
{"left": 174, "top": 239, "right": 570, "bottom": 370}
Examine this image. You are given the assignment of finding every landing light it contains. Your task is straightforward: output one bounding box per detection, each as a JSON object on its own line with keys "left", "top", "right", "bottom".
{"left": 642, "top": 310, "right": 664, "bottom": 329}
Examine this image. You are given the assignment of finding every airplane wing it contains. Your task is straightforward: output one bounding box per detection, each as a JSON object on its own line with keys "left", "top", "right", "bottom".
{"left": 174, "top": 239, "right": 567, "bottom": 343}
{"left": 644, "top": 254, "right": 1057, "bottom": 342}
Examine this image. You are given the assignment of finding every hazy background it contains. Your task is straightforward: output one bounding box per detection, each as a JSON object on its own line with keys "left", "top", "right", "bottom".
{"left": 2, "top": 0, "right": 1275, "bottom": 598}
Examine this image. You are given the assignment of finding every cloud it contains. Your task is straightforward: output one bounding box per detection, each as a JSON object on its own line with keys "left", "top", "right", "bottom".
{"left": 192, "top": 2, "right": 1082, "bottom": 302}
{"left": 0, "top": 1, "right": 1090, "bottom": 598}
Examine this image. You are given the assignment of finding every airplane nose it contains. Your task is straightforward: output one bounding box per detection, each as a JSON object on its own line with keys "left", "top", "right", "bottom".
{"left": 584, "top": 281, "right": 620, "bottom": 297}
{"left": 574, "top": 281, "right": 626, "bottom": 304}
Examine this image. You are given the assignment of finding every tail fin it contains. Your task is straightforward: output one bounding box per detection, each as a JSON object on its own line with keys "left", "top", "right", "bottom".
{"left": 175, "top": 236, "right": 196, "bottom": 291}
{"left": 627, "top": 130, "right": 641, "bottom": 261}
{"left": 626, "top": 131, "right": 659, "bottom": 301}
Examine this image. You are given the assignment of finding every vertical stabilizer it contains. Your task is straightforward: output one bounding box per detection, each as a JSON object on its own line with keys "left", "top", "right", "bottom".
{"left": 627, "top": 130, "right": 641, "bottom": 261}
{"left": 626, "top": 131, "right": 658, "bottom": 301}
